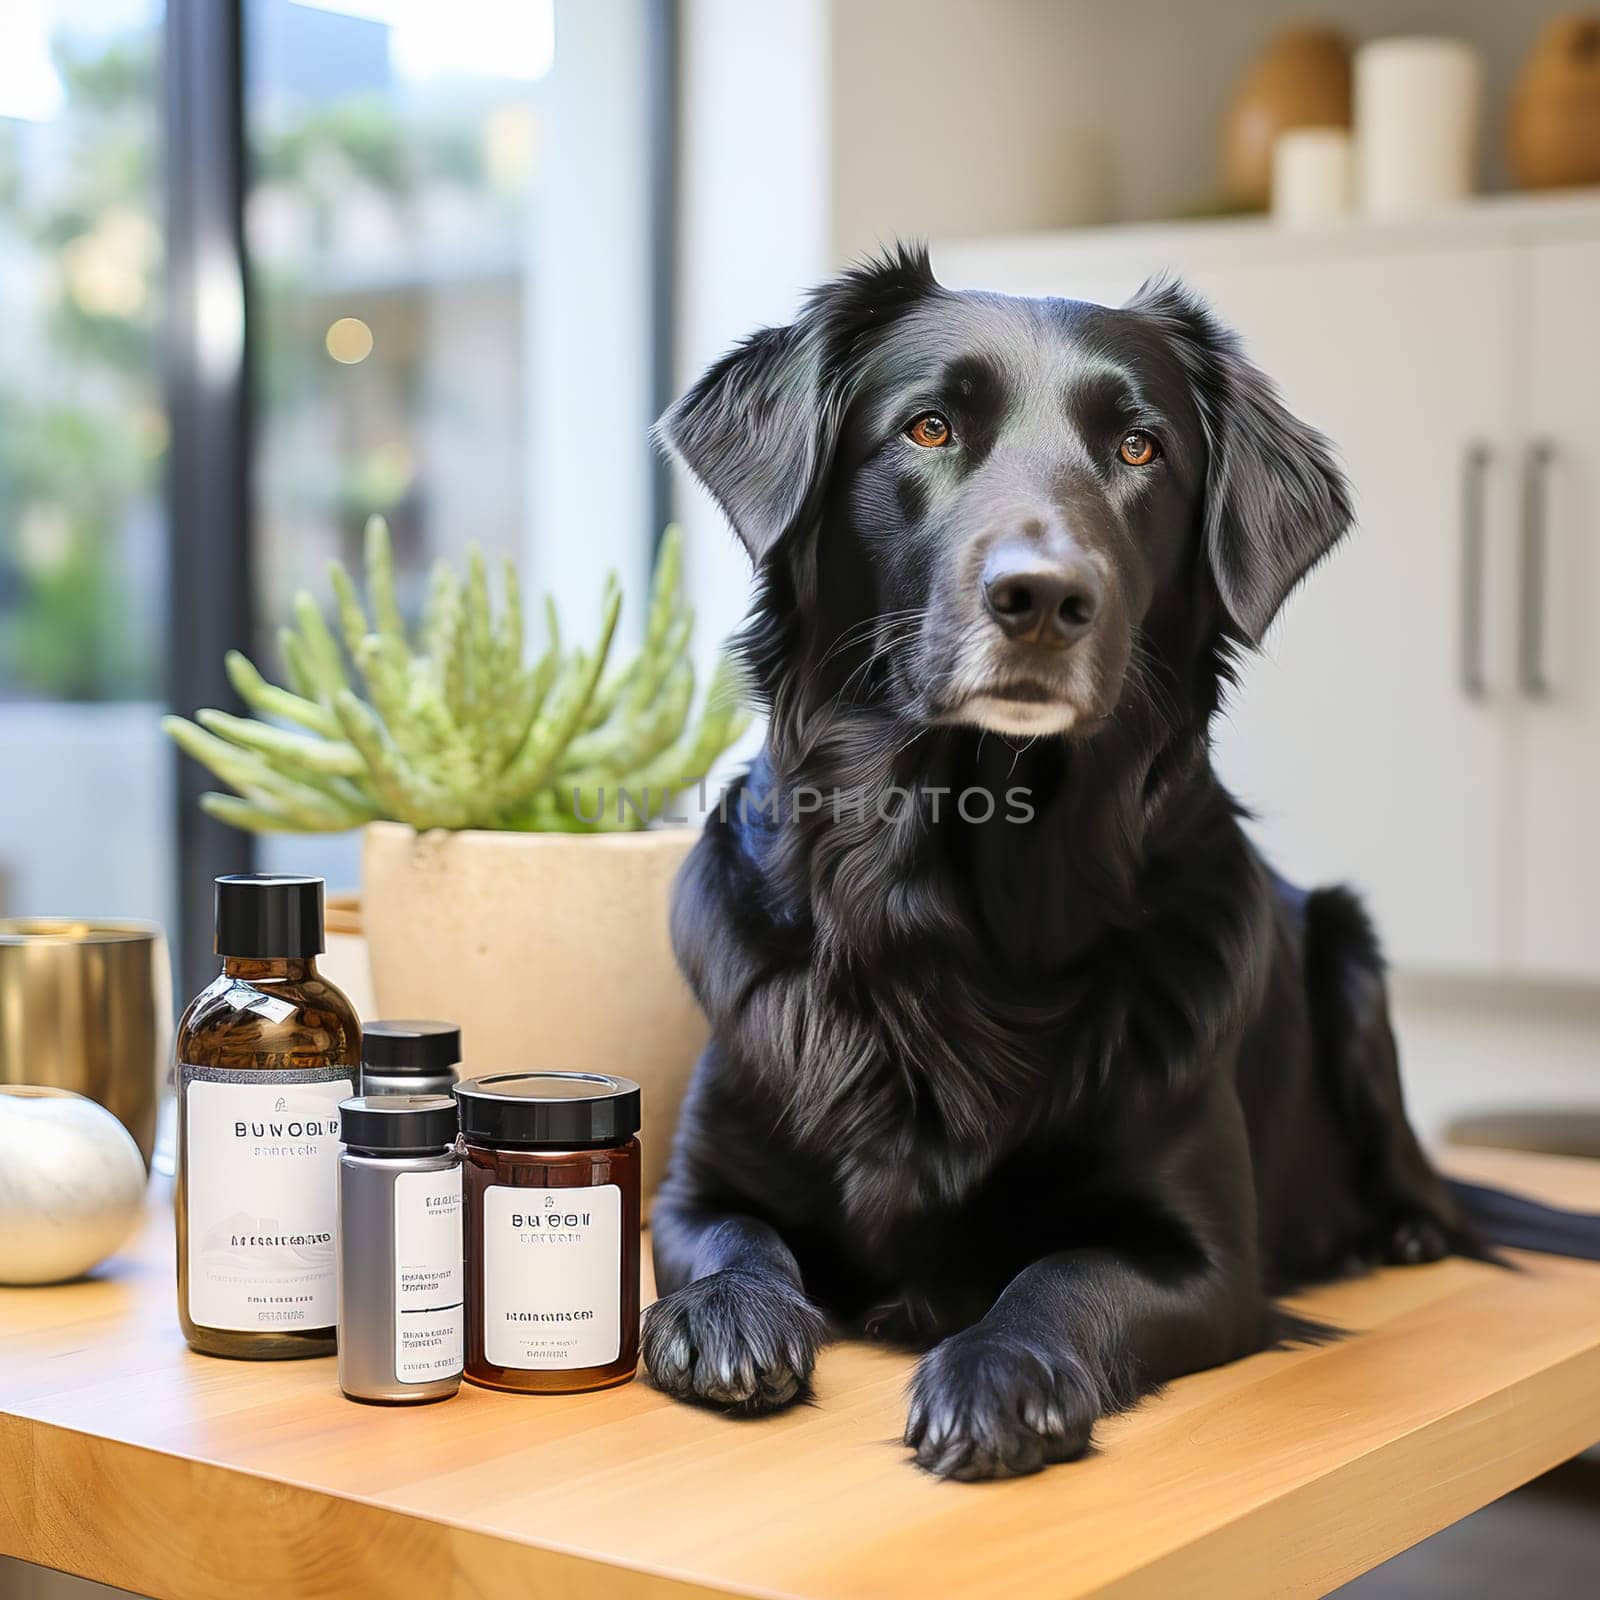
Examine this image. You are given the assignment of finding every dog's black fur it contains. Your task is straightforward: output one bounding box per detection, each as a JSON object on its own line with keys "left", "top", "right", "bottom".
{"left": 643, "top": 246, "right": 1474, "bottom": 1480}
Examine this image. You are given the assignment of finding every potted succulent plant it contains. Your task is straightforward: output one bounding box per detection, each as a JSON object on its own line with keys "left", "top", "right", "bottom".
{"left": 165, "top": 520, "right": 747, "bottom": 1199}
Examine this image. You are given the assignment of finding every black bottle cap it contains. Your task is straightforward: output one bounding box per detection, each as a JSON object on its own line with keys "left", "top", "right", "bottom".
{"left": 339, "top": 1094, "right": 460, "bottom": 1152}
{"left": 363, "top": 1019, "right": 462, "bottom": 1073}
{"left": 214, "top": 874, "right": 325, "bottom": 958}
{"left": 455, "top": 1072, "right": 641, "bottom": 1148}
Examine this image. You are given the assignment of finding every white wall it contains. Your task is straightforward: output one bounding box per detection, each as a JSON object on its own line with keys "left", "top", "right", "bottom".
{"left": 673, "top": 0, "right": 831, "bottom": 688}
{"left": 828, "top": 0, "right": 1113, "bottom": 258}
{"left": 1395, "top": 977, "right": 1600, "bottom": 1148}
{"left": 526, "top": 0, "right": 655, "bottom": 636}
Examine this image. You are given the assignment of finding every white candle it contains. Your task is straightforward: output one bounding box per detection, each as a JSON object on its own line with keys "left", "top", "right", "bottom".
{"left": 1272, "top": 127, "right": 1354, "bottom": 225}
{"left": 1355, "top": 37, "right": 1482, "bottom": 217}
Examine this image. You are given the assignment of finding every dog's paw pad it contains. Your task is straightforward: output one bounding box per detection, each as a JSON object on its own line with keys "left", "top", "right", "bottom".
{"left": 1384, "top": 1212, "right": 1451, "bottom": 1266}
{"left": 642, "top": 1270, "right": 826, "bottom": 1415}
{"left": 903, "top": 1330, "right": 1099, "bottom": 1480}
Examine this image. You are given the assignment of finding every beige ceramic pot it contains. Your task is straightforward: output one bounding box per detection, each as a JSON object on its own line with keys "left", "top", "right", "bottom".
{"left": 361, "top": 821, "right": 705, "bottom": 1204}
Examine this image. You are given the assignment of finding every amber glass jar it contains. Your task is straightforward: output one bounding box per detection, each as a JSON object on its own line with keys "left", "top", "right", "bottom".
{"left": 175, "top": 875, "right": 360, "bottom": 1359}
{"left": 457, "top": 1072, "right": 641, "bottom": 1394}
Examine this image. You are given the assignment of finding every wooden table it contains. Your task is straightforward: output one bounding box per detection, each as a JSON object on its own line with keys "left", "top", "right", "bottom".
{"left": 3, "top": 1148, "right": 1599, "bottom": 1600}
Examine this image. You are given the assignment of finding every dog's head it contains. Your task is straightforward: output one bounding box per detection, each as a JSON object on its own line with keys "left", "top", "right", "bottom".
{"left": 662, "top": 246, "right": 1350, "bottom": 741}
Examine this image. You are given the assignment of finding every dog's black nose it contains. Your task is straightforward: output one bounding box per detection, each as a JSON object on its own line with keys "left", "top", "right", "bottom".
{"left": 982, "top": 552, "right": 1102, "bottom": 647}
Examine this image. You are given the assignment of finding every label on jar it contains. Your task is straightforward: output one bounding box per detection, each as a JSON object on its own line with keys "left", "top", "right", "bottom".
{"left": 393, "top": 1167, "right": 463, "bottom": 1382}
{"left": 483, "top": 1183, "right": 621, "bottom": 1370}
{"left": 181, "top": 1063, "right": 352, "bottom": 1332}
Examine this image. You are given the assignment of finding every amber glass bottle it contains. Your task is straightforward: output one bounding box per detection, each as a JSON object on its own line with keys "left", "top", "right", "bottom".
{"left": 457, "top": 1072, "right": 641, "bottom": 1394}
{"left": 175, "top": 875, "right": 360, "bottom": 1359}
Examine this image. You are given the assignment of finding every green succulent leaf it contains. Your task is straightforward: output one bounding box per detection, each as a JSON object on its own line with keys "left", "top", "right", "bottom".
{"left": 226, "top": 649, "right": 338, "bottom": 737}
{"left": 166, "top": 530, "right": 747, "bottom": 835}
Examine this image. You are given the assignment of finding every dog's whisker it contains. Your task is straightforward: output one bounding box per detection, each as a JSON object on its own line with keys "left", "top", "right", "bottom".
{"left": 886, "top": 721, "right": 930, "bottom": 766}
{"left": 1126, "top": 630, "right": 1183, "bottom": 732}
{"left": 815, "top": 608, "right": 926, "bottom": 672}
{"left": 793, "top": 610, "right": 930, "bottom": 716}
{"left": 829, "top": 618, "right": 927, "bottom": 712}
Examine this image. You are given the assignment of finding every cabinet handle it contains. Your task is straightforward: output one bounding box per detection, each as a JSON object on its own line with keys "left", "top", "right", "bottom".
{"left": 1519, "top": 440, "right": 1555, "bottom": 700}
{"left": 1459, "top": 442, "right": 1491, "bottom": 700}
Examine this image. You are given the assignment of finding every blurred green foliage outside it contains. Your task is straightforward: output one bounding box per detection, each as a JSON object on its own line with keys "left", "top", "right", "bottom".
{"left": 0, "top": 33, "right": 163, "bottom": 701}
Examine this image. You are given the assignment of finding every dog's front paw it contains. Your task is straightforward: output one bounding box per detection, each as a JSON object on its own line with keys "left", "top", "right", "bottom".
{"left": 904, "top": 1329, "right": 1099, "bottom": 1480}
{"left": 642, "top": 1269, "right": 827, "bottom": 1415}
{"left": 1382, "top": 1209, "right": 1452, "bottom": 1265}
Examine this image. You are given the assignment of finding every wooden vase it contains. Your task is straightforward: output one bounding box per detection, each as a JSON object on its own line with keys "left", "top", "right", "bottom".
{"left": 1222, "top": 27, "right": 1353, "bottom": 210}
{"left": 1509, "top": 14, "right": 1600, "bottom": 189}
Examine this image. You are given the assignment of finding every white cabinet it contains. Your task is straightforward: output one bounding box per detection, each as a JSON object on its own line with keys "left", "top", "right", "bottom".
{"left": 1179, "top": 248, "right": 1519, "bottom": 974}
{"left": 1518, "top": 238, "right": 1600, "bottom": 980}
{"left": 938, "top": 198, "right": 1600, "bottom": 980}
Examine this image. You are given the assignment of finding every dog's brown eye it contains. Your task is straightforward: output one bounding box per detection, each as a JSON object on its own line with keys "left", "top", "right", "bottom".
{"left": 1119, "top": 431, "right": 1158, "bottom": 467}
{"left": 906, "top": 413, "right": 952, "bottom": 449}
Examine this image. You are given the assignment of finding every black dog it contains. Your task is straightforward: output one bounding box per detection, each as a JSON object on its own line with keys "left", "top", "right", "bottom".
{"left": 642, "top": 246, "right": 1473, "bottom": 1480}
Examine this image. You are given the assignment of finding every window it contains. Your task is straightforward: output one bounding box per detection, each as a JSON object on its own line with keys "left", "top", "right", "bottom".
{"left": 0, "top": 1, "right": 665, "bottom": 974}
{"left": 0, "top": 0, "right": 172, "bottom": 931}
{"left": 245, "top": 0, "right": 660, "bottom": 889}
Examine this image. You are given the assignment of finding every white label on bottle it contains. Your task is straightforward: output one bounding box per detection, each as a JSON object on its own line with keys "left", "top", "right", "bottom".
{"left": 182, "top": 1064, "right": 352, "bottom": 1332}
{"left": 393, "top": 1167, "right": 463, "bottom": 1381}
{"left": 483, "top": 1184, "right": 622, "bottom": 1370}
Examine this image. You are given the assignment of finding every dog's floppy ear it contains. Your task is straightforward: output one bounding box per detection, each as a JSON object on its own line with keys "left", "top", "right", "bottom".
{"left": 1130, "top": 278, "right": 1353, "bottom": 644}
{"left": 656, "top": 321, "right": 833, "bottom": 564}
{"left": 660, "top": 243, "right": 939, "bottom": 565}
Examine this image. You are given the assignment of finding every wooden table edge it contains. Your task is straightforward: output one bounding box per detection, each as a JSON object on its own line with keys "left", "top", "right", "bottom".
{"left": 7, "top": 1314, "right": 1598, "bottom": 1600}
{"left": 0, "top": 1409, "right": 785, "bottom": 1600}
{"left": 1085, "top": 1331, "right": 1600, "bottom": 1600}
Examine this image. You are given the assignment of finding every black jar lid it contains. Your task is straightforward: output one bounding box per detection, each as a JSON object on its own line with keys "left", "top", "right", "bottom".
{"left": 363, "top": 1019, "right": 462, "bottom": 1073}
{"left": 339, "top": 1093, "right": 459, "bottom": 1152}
{"left": 214, "top": 874, "right": 324, "bottom": 957}
{"left": 455, "top": 1072, "right": 641, "bottom": 1148}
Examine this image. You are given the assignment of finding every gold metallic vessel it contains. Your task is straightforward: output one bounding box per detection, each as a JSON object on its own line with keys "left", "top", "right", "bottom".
{"left": 0, "top": 919, "right": 172, "bottom": 1168}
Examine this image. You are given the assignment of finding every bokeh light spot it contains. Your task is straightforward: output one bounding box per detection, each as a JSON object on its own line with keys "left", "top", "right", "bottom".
{"left": 325, "top": 317, "right": 374, "bottom": 364}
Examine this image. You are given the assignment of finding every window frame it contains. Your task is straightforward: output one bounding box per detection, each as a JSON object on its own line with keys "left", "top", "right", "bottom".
{"left": 163, "top": 0, "right": 680, "bottom": 995}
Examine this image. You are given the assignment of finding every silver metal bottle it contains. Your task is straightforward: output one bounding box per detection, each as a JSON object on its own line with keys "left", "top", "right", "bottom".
{"left": 336, "top": 1094, "right": 463, "bottom": 1403}
{"left": 359, "top": 1019, "right": 462, "bottom": 1099}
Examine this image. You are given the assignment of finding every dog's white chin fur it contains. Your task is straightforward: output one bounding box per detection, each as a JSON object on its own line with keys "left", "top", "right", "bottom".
{"left": 951, "top": 696, "right": 1080, "bottom": 737}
